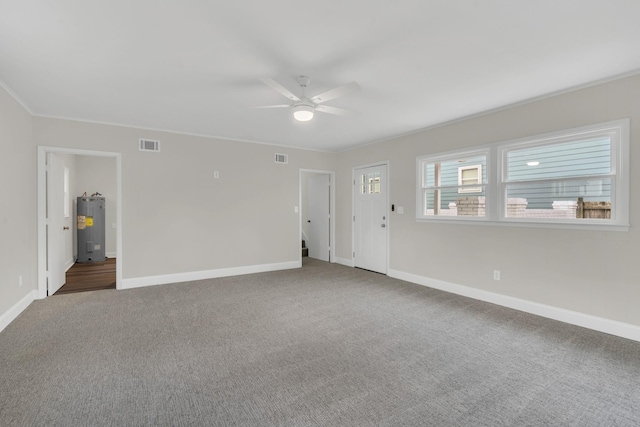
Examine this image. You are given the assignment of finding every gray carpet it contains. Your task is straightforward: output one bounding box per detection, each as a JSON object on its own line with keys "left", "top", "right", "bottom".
{"left": 1, "top": 258, "right": 639, "bottom": 426}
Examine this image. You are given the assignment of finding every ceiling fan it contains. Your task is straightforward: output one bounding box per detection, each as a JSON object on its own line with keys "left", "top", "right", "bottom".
{"left": 256, "top": 76, "right": 360, "bottom": 122}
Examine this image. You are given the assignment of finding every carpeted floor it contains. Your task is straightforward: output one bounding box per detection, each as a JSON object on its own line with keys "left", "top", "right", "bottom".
{"left": 1, "top": 258, "right": 639, "bottom": 426}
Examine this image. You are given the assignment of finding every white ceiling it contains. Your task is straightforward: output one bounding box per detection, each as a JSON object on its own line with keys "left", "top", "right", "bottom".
{"left": 2, "top": 1, "right": 640, "bottom": 152}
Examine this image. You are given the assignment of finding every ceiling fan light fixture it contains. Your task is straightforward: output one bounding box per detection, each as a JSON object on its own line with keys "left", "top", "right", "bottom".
{"left": 293, "top": 104, "right": 314, "bottom": 121}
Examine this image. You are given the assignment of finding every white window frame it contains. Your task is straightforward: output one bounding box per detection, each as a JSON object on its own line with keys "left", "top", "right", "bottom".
{"left": 416, "top": 119, "right": 629, "bottom": 231}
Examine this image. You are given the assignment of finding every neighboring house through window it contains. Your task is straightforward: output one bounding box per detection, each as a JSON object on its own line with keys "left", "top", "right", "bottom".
{"left": 458, "top": 164, "right": 482, "bottom": 193}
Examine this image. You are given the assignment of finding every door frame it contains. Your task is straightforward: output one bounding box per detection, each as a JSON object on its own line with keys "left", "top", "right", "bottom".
{"left": 352, "top": 161, "right": 390, "bottom": 274}
{"left": 299, "top": 169, "right": 335, "bottom": 264}
{"left": 37, "top": 146, "right": 123, "bottom": 299}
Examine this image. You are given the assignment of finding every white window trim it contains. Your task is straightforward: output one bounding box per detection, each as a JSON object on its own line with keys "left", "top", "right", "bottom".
{"left": 416, "top": 119, "right": 630, "bottom": 231}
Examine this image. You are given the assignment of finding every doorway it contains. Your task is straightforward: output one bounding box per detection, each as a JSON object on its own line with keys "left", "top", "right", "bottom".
{"left": 300, "top": 170, "right": 335, "bottom": 263}
{"left": 353, "top": 163, "right": 388, "bottom": 274}
{"left": 37, "top": 147, "right": 122, "bottom": 298}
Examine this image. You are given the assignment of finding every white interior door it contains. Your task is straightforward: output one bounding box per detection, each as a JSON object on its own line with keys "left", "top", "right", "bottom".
{"left": 46, "top": 153, "right": 66, "bottom": 295}
{"left": 307, "top": 174, "right": 330, "bottom": 262}
{"left": 354, "top": 164, "right": 388, "bottom": 274}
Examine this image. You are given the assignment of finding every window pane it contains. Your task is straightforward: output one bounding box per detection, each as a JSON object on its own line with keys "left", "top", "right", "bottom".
{"left": 424, "top": 163, "right": 435, "bottom": 187}
{"left": 505, "top": 178, "right": 612, "bottom": 218}
{"left": 423, "top": 155, "right": 486, "bottom": 189}
{"left": 507, "top": 137, "right": 611, "bottom": 182}
{"left": 360, "top": 172, "right": 381, "bottom": 194}
{"left": 423, "top": 188, "right": 486, "bottom": 217}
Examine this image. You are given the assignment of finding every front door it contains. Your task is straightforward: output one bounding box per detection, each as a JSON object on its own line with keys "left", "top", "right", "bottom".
{"left": 354, "top": 164, "right": 388, "bottom": 274}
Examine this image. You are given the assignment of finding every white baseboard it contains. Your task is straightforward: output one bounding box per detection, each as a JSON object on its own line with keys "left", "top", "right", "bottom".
{"left": 64, "top": 257, "right": 75, "bottom": 272}
{"left": 0, "top": 290, "right": 37, "bottom": 333}
{"left": 121, "top": 261, "right": 301, "bottom": 290}
{"left": 106, "top": 252, "right": 117, "bottom": 258}
{"left": 388, "top": 268, "right": 640, "bottom": 343}
{"left": 335, "top": 257, "right": 354, "bottom": 268}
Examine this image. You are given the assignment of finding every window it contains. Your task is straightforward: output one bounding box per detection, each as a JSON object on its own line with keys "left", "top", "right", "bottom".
{"left": 416, "top": 119, "right": 629, "bottom": 230}
{"left": 360, "top": 171, "right": 381, "bottom": 194}
{"left": 458, "top": 165, "right": 482, "bottom": 193}
{"left": 502, "top": 135, "right": 613, "bottom": 221}
{"left": 417, "top": 151, "right": 488, "bottom": 218}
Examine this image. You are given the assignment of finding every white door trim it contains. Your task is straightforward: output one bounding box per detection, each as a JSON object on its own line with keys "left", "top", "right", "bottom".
{"left": 37, "top": 146, "right": 123, "bottom": 299}
{"left": 352, "top": 161, "right": 390, "bottom": 274}
{"left": 299, "top": 169, "right": 335, "bottom": 264}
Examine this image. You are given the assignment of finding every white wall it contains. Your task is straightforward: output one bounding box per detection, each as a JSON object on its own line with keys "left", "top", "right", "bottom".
{"left": 336, "top": 74, "right": 640, "bottom": 328}
{"left": 0, "top": 85, "right": 36, "bottom": 318}
{"left": 32, "top": 118, "right": 336, "bottom": 281}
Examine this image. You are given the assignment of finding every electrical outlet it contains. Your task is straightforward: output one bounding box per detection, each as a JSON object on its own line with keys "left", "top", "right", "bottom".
{"left": 493, "top": 270, "right": 501, "bottom": 281}
{"left": 214, "top": 171, "right": 219, "bottom": 179}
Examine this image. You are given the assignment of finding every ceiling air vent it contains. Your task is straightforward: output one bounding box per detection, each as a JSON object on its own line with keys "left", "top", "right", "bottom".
{"left": 139, "top": 138, "right": 160, "bottom": 152}
{"left": 275, "top": 153, "right": 288, "bottom": 164}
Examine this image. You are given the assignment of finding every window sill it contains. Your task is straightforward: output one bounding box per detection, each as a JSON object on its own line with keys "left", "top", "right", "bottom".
{"left": 415, "top": 217, "right": 630, "bottom": 232}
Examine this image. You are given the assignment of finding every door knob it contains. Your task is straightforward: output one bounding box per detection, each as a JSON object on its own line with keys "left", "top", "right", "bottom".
{"left": 307, "top": 220, "right": 311, "bottom": 223}
{"left": 381, "top": 224, "right": 386, "bottom": 228}
{"left": 63, "top": 226, "right": 70, "bottom": 230}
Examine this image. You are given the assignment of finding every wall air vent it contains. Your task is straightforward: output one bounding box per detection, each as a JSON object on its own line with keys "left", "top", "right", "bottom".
{"left": 275, "top": 153, "right": 288, "bottom": 164}
{"left": 139, "top": 138, "right": 160, "bottom": 152}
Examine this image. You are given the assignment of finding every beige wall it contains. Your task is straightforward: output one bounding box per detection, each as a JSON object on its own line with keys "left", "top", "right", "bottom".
{"left": 336, "top": 74, "right": 640, "bottom": 326}
{"left": 0, "top": 86, "right": 35, "bottom": 316}
{"left": 32, "top": 118, "right": 336, "bottom": 280}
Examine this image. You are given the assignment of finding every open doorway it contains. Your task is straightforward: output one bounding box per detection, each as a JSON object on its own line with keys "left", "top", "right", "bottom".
{"left": 300, "top": 170, "right": 335, "bottom": 263}
{"left": 37, "top": 147, "right": 122, "bottom": 298}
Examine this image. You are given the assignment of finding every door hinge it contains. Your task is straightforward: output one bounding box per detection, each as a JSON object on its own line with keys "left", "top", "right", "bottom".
{"left": 353, "top": 252, "right": 355, "bottom": 257}
{"left": 353, "top": 179, "right": 356, "bottom": 185}
{"left": 353, "top": 215, "right": 355, "bottom": 221}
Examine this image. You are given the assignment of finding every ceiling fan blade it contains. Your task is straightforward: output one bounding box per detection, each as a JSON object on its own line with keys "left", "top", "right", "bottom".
{"left": 315, "top": 104, "right": 356, "bottom": 117}
{"left": 310, "top": 81, "right": 360, "bottom": 104}
{"left": 251, "top": 104, "right": 290, "bottom": 109}
{"left": 259, "top": 78, "right": 300, "bottom": 102}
